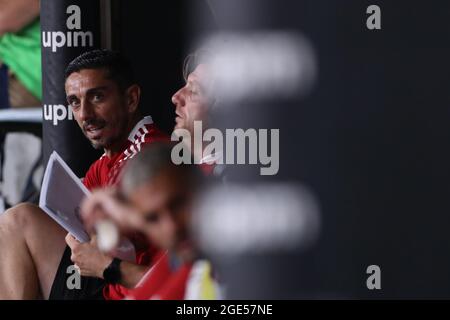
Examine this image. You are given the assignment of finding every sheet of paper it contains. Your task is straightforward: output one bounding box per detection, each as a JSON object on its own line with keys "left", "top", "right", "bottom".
{"left": 40, "top": 151, "right": 90, "bottom": 242}
{"left": 39, "top": 151, "right": 136, "bottom": 262}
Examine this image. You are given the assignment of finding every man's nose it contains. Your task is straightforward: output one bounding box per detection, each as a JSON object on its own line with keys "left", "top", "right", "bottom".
{"left": 171, "top": 89, "right": 185, "bottom": 108}
{"left": 159, "top": 212, "right": 177, "bottom": 238}
{"left": 79, "top": 100, "right": 95, "bottom": 122}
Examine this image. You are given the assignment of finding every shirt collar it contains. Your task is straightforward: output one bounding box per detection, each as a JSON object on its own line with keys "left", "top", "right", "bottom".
{"left": 100, "top": 116, "right": 154, "bottom": 160}
{"left": 127, "top": 116, "right": 153, "bottom": 142}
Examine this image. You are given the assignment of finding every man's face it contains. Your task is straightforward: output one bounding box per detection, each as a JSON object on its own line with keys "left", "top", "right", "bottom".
{"left": 65, "top": 68, "right": 131, "bottom": 150}
{"left": 171, "top": 64, "right": 213, "bottom": 135}
{"left": 127, "top": 168, "right": 194, "bottom": 257}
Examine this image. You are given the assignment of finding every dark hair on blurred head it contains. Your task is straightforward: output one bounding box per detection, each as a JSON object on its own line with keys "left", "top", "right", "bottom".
{"left": 121, "top": 142, "right": 204, "bottom": 197}
{"left": 65, "top": 49, "right": 135, "bottom": 91}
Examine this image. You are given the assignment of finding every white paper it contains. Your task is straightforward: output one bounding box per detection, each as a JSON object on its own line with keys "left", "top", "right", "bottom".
{"left": 39, "top": 151, "right": 136, "bottom": 262}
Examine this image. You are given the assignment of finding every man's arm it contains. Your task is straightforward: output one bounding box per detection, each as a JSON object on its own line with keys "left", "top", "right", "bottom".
{"left": 0, "top": 0, "right": 40, "bottom": 36}
{"left": 81, "top": 188, "right": 144, "bottom": 234}
{"left": 65, "top": 234, "right": 149, "bottom": 289}
{"left": 117, "top": 261, "right": 150, "bottom": 289}
{"left": 75, "top": 188, "right": 151, "bottom": 289}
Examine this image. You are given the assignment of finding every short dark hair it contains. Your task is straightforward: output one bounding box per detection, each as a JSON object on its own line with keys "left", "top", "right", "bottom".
{"left": 65, "top": 49, "right": 135, "bottom": 91}
{"left": 121, "top": 143, "right": 204, "bottom": 197}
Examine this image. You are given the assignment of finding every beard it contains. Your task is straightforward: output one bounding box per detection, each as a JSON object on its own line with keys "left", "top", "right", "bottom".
{"left": 83, "top": 117, "right": 128, "bottom": 150}
{"left": 89, "top": 136, "right": 112, "bottom": 150}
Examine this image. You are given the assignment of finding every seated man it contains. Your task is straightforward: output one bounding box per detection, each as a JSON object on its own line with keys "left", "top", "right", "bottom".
{"left": 81, "top": 143, "right": 222, "bottom": 300}
{"left": 80, "top": 51, "right": 222, "bottom": 299}
{"left": 171, "top": 50, "right": 219, "bottom": 175}
{"left": 0, "top": 49, "right": 167, "bottom": 299}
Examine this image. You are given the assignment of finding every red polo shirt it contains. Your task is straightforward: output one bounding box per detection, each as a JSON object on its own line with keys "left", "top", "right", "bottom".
{"left": 82, "top": 116, "right": 168, "bottom": 300}
{"left": 126, "top": 252, "right": 193, "bottom": 300}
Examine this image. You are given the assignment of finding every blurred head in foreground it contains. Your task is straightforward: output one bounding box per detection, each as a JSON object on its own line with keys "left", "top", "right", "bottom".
{"left": 120, "top": 143, "right": 204, "bottom": 261}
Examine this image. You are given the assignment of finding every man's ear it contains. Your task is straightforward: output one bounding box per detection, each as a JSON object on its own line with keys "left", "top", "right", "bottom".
{"left": 125, "top": 84, "right": 141, "bottom": 114}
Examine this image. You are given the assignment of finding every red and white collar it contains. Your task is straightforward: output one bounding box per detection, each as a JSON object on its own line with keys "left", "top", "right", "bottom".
{"left": 99, "top": 116, "right": 154, "bottom": 160}
{"left": 127, "top": 116, "right": 154, "bottom": 143}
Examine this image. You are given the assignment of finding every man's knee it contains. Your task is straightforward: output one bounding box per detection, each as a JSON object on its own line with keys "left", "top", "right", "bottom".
{"left": 0, "top": 203, "right": 44, "bottom": 230}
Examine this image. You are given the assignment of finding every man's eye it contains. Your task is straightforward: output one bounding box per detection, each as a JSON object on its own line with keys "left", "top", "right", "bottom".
{"left": 145, "top": 212, "right": 160, "bottom": 224}
{"left": 189, "top": 90, "right": 200, "bottom": 100}
{"left": 69, "top": 99, "right": 80, "bottom": 108}
{"left": 93, "top": 94, "right": 104, "bottom": 102}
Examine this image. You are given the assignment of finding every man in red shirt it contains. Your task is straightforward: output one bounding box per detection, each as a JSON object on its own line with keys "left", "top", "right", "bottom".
{"left": 80, "top": 51, "right": 223, "bottom": 300}
{"left": 0, "top": 49, "right": 166, "bottom": 299}
{"left": 81, "top": 144, "right": 221, "bottom": 300}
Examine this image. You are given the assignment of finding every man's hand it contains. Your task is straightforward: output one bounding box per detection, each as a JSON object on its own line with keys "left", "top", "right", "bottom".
{"left": 81, "top": 188, "right": 143, "bottom": 234}
{"left": 65, "top": 233, "right": 113, "bottom": 279}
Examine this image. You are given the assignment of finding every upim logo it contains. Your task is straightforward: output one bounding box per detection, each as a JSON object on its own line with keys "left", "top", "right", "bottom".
{"left": 44, "top": 104, "right": 74, "bottom": 126}
{"left": 42, "top": 5, "right": 94, "bottom": 53}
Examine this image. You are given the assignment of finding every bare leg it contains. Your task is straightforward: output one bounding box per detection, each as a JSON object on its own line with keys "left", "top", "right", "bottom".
{"left": 0, "top": 203, "right": 67, "bottom": 299}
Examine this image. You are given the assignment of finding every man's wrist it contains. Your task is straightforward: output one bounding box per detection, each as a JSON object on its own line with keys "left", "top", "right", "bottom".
{"left": 98, "top": 256, "right": 114, "bottom": 279}
{"left": 102, "top": 257, "right": 123, "bottom": 284}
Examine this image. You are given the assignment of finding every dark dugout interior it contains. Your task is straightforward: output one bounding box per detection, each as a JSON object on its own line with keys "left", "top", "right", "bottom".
{"left": 111, "top": 0, "right": 217, "bottom": 135}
